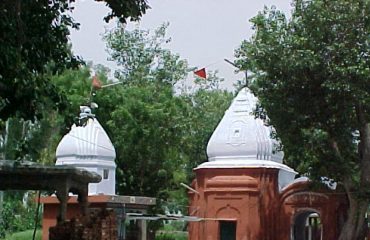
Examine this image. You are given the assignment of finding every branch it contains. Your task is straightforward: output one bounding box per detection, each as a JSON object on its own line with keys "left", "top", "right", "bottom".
{"left": 359, "top": 124, "right": 370, "bottom": 186}
{"left": 329, "top": 138, "right": 343, "bottom": 160}
{"left": 355, "top": 102, "right": 370, "bottom": 187}
{"left": 355, "top": 102, "right": 366, "bottom": 126}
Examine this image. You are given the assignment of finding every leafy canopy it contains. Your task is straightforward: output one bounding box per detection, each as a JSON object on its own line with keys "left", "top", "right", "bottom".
{"left": 236, "top": 0, "right": 370, "bottom": 182}
{"left": 97, "top": 24, "right": 233, "bottom": 215}
{"left": 105, "top": 23, "right": 188, "bottom": 87}
{"left": 236, "top": 1, "right": 370, "bottom": 238}
{"left": 0, "top": 0, "right": 149, "bottom": 122}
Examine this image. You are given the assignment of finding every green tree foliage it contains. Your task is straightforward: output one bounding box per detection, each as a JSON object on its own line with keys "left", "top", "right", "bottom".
{"left": 179, "top": 74, "right": 233, "bottom": 178}
{"left": 1, "top": 119, "right": 44, "bottom": 161}
{"left": 105, "top": 23, "right": 188, "bottom": 87}
{"left": 236, "top": 1, "right": 370, "bottom": 239}
{"left": 96, "top": 0, "right": 148, "bottom": 23}
{"left": 103, "top": 85, "right": 188, "bottom": 197}
{"left": 0, "top": 191, "right": 40, "bottom": 236}
{"left": 0, "top": 0, "right": 148, "bottom": 122}
{"left": 97, "top": 24, "right": 232, "bottom": 216}
{"left": 0, "top": 65, "right": 102, "bottom": 163}
{"left": 0, "top": 0, "right": 76, "bottom": 121}
{"left": 51, "top": 64, "right": 104, "bottom": 130}
{"left": 99, "top": 24, "right": 190, "bottom": 201}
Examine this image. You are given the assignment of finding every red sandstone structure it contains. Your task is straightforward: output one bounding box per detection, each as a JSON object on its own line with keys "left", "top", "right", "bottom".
{"left": 188, "top": 88, "right": 349, "bottom": 240}
{"left": 41, "top": 195, "right": 155, "bottom": 240}
{"left": 188, "top": 168, "right": 347, "bottom": 240}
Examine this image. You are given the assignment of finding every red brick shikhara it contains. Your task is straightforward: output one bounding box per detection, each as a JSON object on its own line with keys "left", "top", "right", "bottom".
{"left": 49, "top": 208, "right": 117, "bottom": 240}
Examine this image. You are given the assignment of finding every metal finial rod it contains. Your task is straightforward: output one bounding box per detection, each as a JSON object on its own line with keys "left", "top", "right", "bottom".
{"left": 224, "top": 59, "right": 248, "bottom": 87}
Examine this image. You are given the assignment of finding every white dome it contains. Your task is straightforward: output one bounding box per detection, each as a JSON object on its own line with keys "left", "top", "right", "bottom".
{"left": 200, "top": 88, "right": 297, "bottom": 190}
{"left": 55, "top": 107, "right": 117, "bottom": 195}
{"left": 206, "top": 87, "right": 283, "bottom": 163}
{"left": 56, "top": 118, "right": 116, "bottom": 161}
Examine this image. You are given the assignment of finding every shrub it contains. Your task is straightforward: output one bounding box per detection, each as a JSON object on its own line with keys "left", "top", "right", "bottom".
{"left": 155, "top": 232, "right": 187, "bottom": 240}
{"left": 0, "top": 191, "right": 41, "bottom": 236}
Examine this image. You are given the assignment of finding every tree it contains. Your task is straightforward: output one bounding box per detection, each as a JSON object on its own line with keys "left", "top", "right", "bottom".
{"left": 105, "top": 22, "right": 188, "bottom": 87}
{"left": 236, "top": 1, "right": 370, "bottom": 239}
{"left": 179, "top": 73, "right": 233, "bottom": 179}
{"left": 0, "top": 0, "right": 148, "bottom": 122}
{"left": 0, "top": 64, "right": 104, "bottom": 163}
{"left": 102, "top": 84, "right": 188, "bottom": 197}
{"left": 100, "top": 24, "right": 233, "bottom": 221}
{"left": 98, "top": 24, "right": 190, "bottom": 199}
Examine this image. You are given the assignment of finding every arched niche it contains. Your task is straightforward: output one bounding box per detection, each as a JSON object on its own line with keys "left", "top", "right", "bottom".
{"left": 291, "top": 210, "right": 322, "bottom": 240}
{"left": 216, "top": 205, "right": 240, "bottom": 240}
{"left": 216, "top": 204, "right": 240, "bottom": 219}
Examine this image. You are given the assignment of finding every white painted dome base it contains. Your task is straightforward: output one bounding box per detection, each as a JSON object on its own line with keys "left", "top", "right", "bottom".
{"left": 196, "top": 159, "right": 293, "bottom": 171}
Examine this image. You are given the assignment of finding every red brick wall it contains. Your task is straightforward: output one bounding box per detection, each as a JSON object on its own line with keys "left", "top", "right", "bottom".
{"left": 49, "top": 209, "right": 117, "bottom": 240}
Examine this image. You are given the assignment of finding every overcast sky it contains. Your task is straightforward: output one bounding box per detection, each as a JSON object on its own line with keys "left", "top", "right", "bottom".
{"left": 70, "top": 0, "right": 292, "bottom": 90}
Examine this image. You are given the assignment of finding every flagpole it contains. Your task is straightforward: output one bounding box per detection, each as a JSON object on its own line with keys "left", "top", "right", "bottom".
{"left": 101, "top": 82, "right": 123, "bottom": 88}
{"left": 224, "top": 59, "right": 248, "bottom": 88}
{"left": 89, "top": 76, "right": 122, "bottom": 108}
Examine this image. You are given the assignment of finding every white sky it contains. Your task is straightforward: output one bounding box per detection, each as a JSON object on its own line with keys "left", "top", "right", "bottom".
{"left": 70, "top": 0, "right": 292, "bottom": 90}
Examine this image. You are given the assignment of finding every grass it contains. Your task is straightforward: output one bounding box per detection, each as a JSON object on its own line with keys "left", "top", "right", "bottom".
{"left": 2, "top": 229, "right": 41, "bottom": 240}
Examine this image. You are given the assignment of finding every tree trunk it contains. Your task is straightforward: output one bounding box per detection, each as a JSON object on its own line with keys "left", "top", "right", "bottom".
{"left": 339, "top": 120, "right": 370, "bottom": 240}
{"left": 338, "top": 181, "right": 368, "bottom": 240}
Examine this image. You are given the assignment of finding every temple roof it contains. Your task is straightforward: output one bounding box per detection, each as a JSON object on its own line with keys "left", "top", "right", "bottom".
{"left": 56, "top": 107, "right": 116, "bottom": 162}
{"left": 198, "top": 88, "right": 297, "bottom": 189}
{"left": 206, "top": 87, "right": 283, "bottom": 163}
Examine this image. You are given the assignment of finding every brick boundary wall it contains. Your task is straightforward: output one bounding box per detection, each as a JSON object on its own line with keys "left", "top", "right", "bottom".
{"left": 49, "top": 208, "right": 117, "bottom": 240}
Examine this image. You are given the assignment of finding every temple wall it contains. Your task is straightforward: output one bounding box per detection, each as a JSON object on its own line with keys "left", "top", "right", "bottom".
{"left": 277, "top": 181, "right": 348, "bottom": 239}
{"left": 188, "top": 168, "right": 280, "bottom": 240}
{"left": 188, "top": 168, "right": 348, "bottom": 240}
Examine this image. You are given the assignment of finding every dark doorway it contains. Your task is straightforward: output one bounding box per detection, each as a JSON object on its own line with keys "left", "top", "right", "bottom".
{"left": 292, "top": 212, "right": 322, "bottom": 240}
{"left": 220, "top": 221, "right": 236, "bottom": 240}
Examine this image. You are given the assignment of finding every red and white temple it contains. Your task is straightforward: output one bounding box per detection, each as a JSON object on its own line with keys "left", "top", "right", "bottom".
{"left": 188, "top": 88, "right": 348, "bottom": 240}
{"left": 41, "top": 106, "right": 155, "bottom": 240}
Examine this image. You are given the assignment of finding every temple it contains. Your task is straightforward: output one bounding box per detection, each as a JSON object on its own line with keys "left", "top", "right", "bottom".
{"left": 55, "top": 106, "right": 116, "bottom": 195}
{"left": 56, "top": 106, "right": 117, "bottom": 195}
{"left": 41, "top": 106, "right": 155, "bottom": 240}
{"left": 188, "top": 88, "right": 348, "bottom": 240}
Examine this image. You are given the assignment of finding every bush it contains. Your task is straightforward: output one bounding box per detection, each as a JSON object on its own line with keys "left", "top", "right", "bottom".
{"left": 0, "top": 224, "right": 5, "bottom": 239}
{"left": 0, "top": 191, "right": 41, "bottom": 237}
{"left": 155, "top": 231, "right": 187, "bottom": 240}
{"left": 2, "top": 201, "right": 34, "bottom": 233}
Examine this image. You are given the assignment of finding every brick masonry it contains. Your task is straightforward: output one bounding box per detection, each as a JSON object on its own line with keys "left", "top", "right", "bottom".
{"left": 49, "top": 208, "right": 117, "bottom": 240}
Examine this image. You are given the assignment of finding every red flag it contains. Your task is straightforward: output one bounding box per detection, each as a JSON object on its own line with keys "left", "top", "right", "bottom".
{"left": 92, "top": 75, "right": 102, "bottom": 90}
{"left": 194, "top": 68, "right": 206, "bottom": 79}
